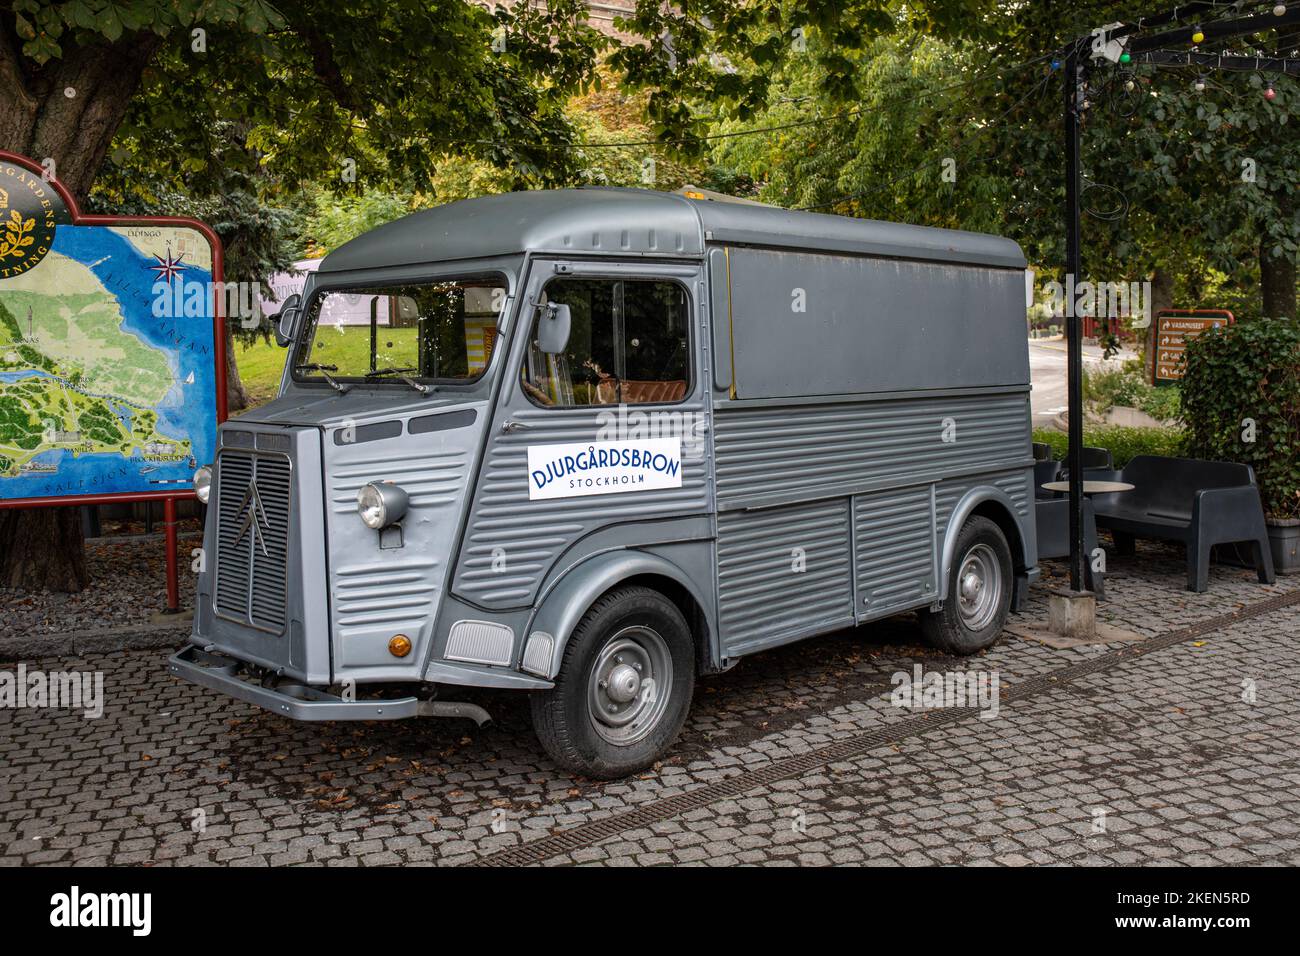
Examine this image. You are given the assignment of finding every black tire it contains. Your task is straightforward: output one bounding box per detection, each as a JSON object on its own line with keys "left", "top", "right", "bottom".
{"left": 921, "top": 516, "right": 1013, "bottom": 655}
{"left": 531, "top": 586, "right": 695, "bottom": 779}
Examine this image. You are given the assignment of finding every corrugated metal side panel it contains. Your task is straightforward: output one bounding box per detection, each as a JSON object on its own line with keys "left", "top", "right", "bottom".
{"left": 333, "top": 558, "right": 439, "bottom": 636}
{"left": 934, "top": 468, "right": 1032, "bottom": 538}
{"left": 713, "top": 392, "right": 1028, "bottom": 505}
{"left": 325, "top": 445, "right": 466, "bottom": 654}
{"left": 327, "top": 449, "right": 466, "bottom": 517}
{"left": 855, "top": 486, "right": 935, "bottom": 616}
{"left": 716, "top": 499, "right": 854, "bottom": 655}
{"left": 454, "top": 406, "right": 711, "bottom": 607}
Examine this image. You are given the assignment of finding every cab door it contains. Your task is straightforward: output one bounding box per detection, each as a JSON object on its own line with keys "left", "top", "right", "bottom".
{"left": 450, "top": 259, "right": 715, "bottom": 612}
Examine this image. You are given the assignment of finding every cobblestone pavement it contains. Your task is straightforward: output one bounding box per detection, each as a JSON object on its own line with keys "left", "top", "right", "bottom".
{"left": 2, "top": 540, "right": 1297, "bottom": 866}
{"left": 0, "top": 529, "right": 200, "bottom": 638}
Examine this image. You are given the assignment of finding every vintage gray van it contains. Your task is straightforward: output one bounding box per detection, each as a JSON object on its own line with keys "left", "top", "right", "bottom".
{"left": 171, "top": 187, "right": 1037, "bottom": 778}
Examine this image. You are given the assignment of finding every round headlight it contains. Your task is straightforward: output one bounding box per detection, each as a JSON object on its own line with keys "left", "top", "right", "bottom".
{"left": 193, "top": 465, "right": 213, "bottom": 504}
{"left": 357, "top": 481, "right": 408, "bottom": 529}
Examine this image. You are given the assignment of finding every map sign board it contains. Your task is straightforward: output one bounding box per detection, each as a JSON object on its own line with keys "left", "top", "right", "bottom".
{"left": 1151, "top": 309, "right": 1234, "bottom": 386}
{"left": 0, "top": 151, "right": 225, "bottom": 507}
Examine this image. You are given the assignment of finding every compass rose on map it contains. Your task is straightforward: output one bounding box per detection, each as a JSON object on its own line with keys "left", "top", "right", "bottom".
{"left": 149, "top": 245, "right": 186, "bottom": 283}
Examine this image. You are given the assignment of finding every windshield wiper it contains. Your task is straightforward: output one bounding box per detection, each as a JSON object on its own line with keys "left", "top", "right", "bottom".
{"left": 294, "top": 363, "right": 350, "bottom": 394}
{"left": 364, "top": 366, "right": 434, "bottom": 395}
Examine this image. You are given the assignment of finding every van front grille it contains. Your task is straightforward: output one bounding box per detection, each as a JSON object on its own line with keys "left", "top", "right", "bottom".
{"left": 213, "top": 449, "right": 292, "bottom": 633}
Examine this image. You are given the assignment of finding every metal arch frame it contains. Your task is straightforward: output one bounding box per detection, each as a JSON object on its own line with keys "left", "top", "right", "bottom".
{"left": 1055, "top": 2, "right": 1300, "bottom": 592}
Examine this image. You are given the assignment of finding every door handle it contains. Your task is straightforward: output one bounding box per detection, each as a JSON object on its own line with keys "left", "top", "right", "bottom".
{"left": 501, "top": 420, "right": 534, "bottom": 433}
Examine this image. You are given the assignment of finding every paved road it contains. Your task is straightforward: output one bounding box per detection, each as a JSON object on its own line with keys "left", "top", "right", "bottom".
{"left": 1029, "top": 338, "right": 1136, "bottom": 427}
{"left": 2, "top": 542, "right": 1296, "bottom": 867}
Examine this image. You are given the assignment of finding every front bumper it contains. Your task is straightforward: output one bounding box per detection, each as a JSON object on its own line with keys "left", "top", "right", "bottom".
{"left": 168, "top": 645, "right": 490, "bottom": 724}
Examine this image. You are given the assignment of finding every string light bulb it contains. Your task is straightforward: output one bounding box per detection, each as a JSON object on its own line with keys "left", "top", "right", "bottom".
{"left": 1120, "top": 52, "right": 1132, "bottom": 63}
{"left": 1275, "top": 4, "right": 1287, "bottom": 17}
{"left": 1194, "top": 77, "right": 1206, "bottom": 92}
{"left": 1192, "top": 26, "right": 1205, "bottom": 44}
{"left": 1265, "top": 85, "right": 1277, "bottom": 100}
{"left": 1125, "top": 78, "right": 1137, "bottom": 92}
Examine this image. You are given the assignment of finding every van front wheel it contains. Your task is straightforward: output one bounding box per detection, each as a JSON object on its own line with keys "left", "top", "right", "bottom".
{"left": 531, "top": 586, "right": 695, "bottom": 779}
{"left": 922, "top": 516, "right": 1013, "bottom": 655}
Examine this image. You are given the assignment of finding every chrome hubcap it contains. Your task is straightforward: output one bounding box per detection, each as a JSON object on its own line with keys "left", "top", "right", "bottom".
{"left": 606, "top": 663, "right": 641, "bottom": 703}
{"left": 589, "top": 627, "right": 672, "bottom": 746}
{"left": 957, "top": 544, "right": 1002, "bottom": 631}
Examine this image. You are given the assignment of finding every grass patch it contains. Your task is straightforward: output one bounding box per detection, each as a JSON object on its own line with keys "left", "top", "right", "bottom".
{"left": 233, "top": 327, "right": 425, "bottom": 408}
{"left": 233, "top": 338, "right": 287, "bottom": 407}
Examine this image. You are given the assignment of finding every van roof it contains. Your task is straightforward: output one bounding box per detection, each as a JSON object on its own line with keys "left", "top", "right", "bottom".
{"left": 318, "top": 187, "right": 1027, "bottom": 273}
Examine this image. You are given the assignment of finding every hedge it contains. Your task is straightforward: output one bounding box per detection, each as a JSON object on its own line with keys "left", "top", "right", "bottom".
{"left": 1083, "top": 363, "right": 1182, "bottom": 422}
{"left": 1180, "top": 318, "right": 1300, "bottom": 520}
{"left": 1031, "top": 425, "right": 1185, "bottom": 469}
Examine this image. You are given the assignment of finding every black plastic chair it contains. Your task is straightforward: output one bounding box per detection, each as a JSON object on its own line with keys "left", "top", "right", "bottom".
{"left": 1058, "top": 446, "right": 1114, "bottom": 480}
{"left": 1091, "top": 455, "right": 1275, "bottom": 592}
{"left": 1033, "top": 460, "right": 1062, "bottom": 500}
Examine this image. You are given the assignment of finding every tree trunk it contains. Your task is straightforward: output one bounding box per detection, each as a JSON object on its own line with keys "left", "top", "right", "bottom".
{"left": 1261, "top": 232, "right": 1297, "bottom": 321}
{"left": 0, "top": 507, "right": 88, "bottom": 592}
{"left": 1145, "top": 265, "right": 1176, "bottom": 379}
{"left": 0, "top": 23, "right": 162, "bottom": 205}
{"left": 0, "top": 23, "right": 161, "bottom": 592}
{"left": 225, "top": 322, "right": 250, "bottom": 413}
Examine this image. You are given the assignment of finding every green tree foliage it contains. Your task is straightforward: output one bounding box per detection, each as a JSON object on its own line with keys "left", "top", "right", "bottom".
{"left": 609, "top": 0, "right": 1008, "bottom": 151}
{"left": 4, "top": 0, "right": 606, "bottom": 202}
{"left": 299, "top": 71, "right": 714, "bottom": 256}
{"left": 699, "top": 2, "right": 1298, "bottom": 318}
{"left": 2, "top": 0, "right": 612, "bottom": 415}
{"left": 302, "top": 190, "right": 412, "bottom": 257}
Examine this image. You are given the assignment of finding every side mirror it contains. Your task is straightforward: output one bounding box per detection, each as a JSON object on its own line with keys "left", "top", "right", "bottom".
{"left": 536, "top": 302, "right": 571, "bottom": 355}
{"left": 274, "top": 294, "right": 302, "bottom": 348}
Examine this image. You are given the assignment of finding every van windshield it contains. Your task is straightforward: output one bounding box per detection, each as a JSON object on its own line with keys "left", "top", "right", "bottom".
{"left": 293, "top": 278, "right": 507, "bottom": 385}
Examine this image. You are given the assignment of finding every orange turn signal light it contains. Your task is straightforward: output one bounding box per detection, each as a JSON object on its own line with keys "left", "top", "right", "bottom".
{"left": 388, "top": 635, "right": 412, "bottom": 658}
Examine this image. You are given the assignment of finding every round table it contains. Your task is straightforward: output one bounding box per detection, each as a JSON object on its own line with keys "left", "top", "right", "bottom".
{"left": 1040, "top": 480, "right": 1135, "bottom": 495}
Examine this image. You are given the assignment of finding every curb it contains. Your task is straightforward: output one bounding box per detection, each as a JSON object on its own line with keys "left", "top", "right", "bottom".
{"left": 0, "top": 620, "right": 189, "bottom": 663}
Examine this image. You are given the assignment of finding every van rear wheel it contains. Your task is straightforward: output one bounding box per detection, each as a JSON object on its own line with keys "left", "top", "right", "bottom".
{"left": 922, "top": 516, "right": 1013, "bottom": 655}
{"left": 531, "top": 586, "right": 694, "bottom": 779}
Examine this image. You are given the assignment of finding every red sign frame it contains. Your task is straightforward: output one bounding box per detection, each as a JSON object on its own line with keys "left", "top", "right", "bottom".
{"left": 0, "top": 149, "right": 228, "bottom": 510}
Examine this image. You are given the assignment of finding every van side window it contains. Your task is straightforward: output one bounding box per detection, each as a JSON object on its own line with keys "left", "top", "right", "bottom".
{"left": 521, "top": 278, "right": 690, "bottom": 407}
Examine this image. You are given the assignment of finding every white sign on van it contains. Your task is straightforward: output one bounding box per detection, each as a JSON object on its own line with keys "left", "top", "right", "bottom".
{"left": 527, "top": 438, "right": 683, "bottom": 500}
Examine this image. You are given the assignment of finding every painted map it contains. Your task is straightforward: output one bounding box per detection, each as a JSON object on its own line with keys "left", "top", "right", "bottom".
{"left": 0, "top": 222, "right": 219, "bottom": 501}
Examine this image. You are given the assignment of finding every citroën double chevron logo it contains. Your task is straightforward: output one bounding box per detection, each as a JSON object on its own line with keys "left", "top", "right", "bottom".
{"left": 232, "top": 481, "right": 272, "bottom": 558}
